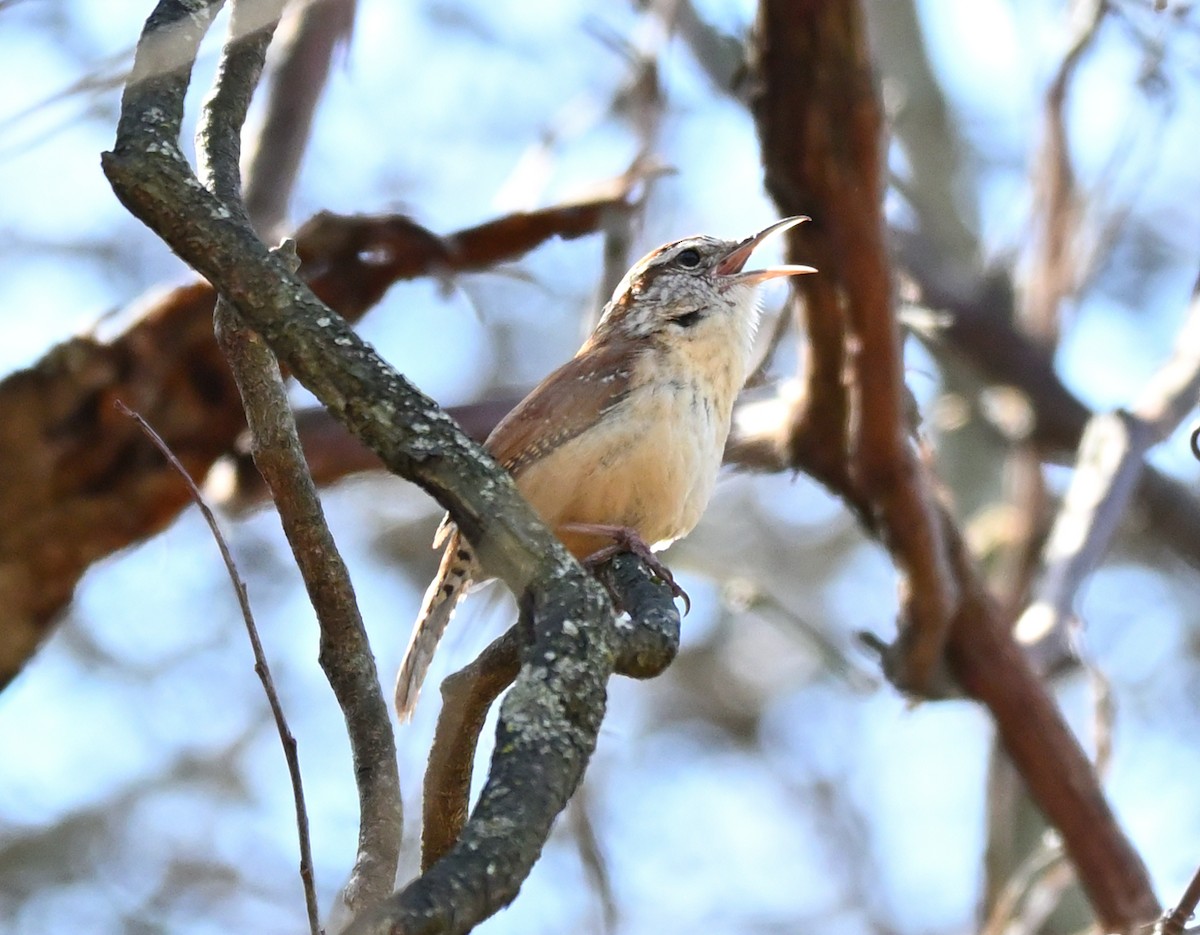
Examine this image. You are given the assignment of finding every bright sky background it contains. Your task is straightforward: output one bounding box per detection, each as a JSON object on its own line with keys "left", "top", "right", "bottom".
{"left": 3, "top": 2, "right": 1200, "bottom": 934}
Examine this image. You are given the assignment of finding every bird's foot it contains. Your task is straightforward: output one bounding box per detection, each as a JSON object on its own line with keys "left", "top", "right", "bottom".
{"left": 561, "top": 522, "right": 691, "bottom": 614}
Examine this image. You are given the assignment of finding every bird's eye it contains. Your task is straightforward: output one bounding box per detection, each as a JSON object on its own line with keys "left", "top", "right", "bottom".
{"left": 676, "top": 248, "right": 702, "bottom": 269}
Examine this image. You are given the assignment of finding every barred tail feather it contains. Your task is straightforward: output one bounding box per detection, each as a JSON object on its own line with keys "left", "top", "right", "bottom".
{"left": 395, "top": 527, "right": 476, "bottom": 721}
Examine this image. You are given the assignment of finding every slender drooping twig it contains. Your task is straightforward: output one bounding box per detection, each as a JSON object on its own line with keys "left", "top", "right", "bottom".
{"left": 117, "top": 400, "right": 321, "bottom": 935}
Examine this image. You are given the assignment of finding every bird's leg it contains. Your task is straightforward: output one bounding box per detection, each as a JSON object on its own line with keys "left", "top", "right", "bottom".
{"left": 560, "top": 522, "right": 691, "bottom": 614}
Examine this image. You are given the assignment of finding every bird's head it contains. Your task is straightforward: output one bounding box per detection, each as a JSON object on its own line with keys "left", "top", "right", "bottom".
{"left": 589, "top": 216, "right": 815, "bottom": 351}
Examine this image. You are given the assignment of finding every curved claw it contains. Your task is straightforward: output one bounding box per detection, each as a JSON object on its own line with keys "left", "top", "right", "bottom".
{"left": 564, "top": 522, "right": 690, "bottom": 614}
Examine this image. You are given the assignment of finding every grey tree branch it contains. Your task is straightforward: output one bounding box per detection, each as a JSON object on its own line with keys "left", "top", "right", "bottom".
{"left": 106, "top": 0, "right": 580, "bottom": 614}
{"left": 103, "top": 2, "right": 654, "bottom": 930}
{"left": 413, "top": 552, "right": 681, "bottom": 923}
{"left": 200, "top": 0, "right": 402, "bottom": 911}
{"left": 216, "top": 275, "right": 402, "bottom": 910}
{"left": 197, "top": 0, "right": 285, "bottom": 215}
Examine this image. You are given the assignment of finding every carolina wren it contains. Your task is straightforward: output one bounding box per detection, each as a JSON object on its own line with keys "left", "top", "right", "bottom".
{"left": 395, "top": 216, "right": 815, "bottom": 718}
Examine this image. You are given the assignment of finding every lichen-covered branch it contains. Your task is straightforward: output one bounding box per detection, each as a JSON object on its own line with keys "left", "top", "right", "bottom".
{"left": 356, "top": 552, "right": 679, "bottom": 934}
{"left": 216, "top": 288, "right": 402, "bottom": 909}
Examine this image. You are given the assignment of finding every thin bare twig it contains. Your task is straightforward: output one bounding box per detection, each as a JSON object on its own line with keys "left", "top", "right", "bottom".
{"left": 116, "top": 399, "right": 321, "bottom": 935}
{"left": 1022, "top": 0, "right": 1108, "bottom": 344}
{"left": 519, "top": 1, "right": 678, "bottom": 327}
{"left": 569, "top": 786, "right": 618, "bottom": 935}
{"left": 1160, "top": 864, "right": 1200, "bottom": 935}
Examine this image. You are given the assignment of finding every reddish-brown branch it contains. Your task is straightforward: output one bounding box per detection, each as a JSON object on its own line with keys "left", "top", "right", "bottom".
{"left": 751, "top": 0, "right": 957, "bottom": 693}
{"left": 942, "top": 521, "right": 1159, "bottom": 929}
{"left": 748, "top": 1, "right": 1158, "bottom": 929}
{"left": 422, "top": 626, "right": 523, "bottom": 872}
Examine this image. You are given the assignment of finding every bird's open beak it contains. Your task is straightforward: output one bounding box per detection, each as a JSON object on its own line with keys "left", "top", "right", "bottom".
{"left": 715, "top": 215, "right": 816, "bottom": 285}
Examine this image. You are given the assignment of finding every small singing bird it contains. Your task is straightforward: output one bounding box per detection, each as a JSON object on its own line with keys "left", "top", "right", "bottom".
{"left": 395, "top": 216, "right": 814, "bottom": 719}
